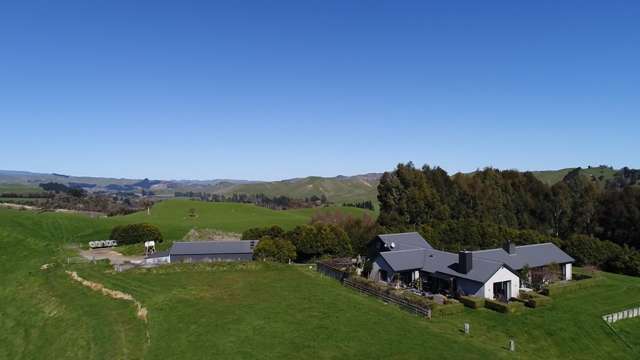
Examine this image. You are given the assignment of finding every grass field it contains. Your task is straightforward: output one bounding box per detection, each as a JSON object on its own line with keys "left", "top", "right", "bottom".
{"left": 1, "top": 201, "right": 639, "bottom": 359}
{"left": 0, "top": 183, "right": 43, "bottom": 194}
{"left": 614, "top": 317, "right": 640, "bottom": 350}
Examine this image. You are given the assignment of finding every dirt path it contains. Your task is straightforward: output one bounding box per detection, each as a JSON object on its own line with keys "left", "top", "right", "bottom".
{"left": 78, "top": 248, "right": 144, "bottom": 265}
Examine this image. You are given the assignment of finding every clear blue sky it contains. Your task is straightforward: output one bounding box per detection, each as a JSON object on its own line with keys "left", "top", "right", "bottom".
{"left": 1, "top": 1, "right": 638, "bottom": 181}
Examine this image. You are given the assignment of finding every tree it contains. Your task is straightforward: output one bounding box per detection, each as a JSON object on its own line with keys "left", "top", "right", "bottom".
{"left": 242, "top": 225, "right": 285, "bottom": 240}
{"left": 110, "top": 223, "right": 163, "bottom": 245}
{"left": 253, "top": 237, "right": 297, "bottom": 263}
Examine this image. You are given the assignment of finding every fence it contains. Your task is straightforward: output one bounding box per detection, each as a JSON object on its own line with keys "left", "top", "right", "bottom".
{"left": 316, "top": 260, "right": 351, "bottom": 282}
{"left": 602, "top": 306, "right": 640, "bottom": 324}
{"left": 343, "top": 278, "right": 432, "bottom": 319}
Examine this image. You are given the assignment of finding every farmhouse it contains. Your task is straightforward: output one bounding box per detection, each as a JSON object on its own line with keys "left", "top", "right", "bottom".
{"left": 145, "top": 240, "right": 259, "bottom": 264}
{"left": 369, "top": 232, "right": 574, "bottom": 301}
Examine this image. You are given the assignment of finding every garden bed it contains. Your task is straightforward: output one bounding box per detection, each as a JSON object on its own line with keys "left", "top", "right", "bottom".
{"left": 345, "top": 276, "right": 463, "bottom": 318}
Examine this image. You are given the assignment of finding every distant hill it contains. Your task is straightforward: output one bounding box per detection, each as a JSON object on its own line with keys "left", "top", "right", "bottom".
{"left": 215, "top": 174, "right": 382, "bottom": 204}
{"left": 2, "top": 165, "right": 637, "bottom": 205}
{"left": 530, "top": 166, "right": 618, "bottom": 187}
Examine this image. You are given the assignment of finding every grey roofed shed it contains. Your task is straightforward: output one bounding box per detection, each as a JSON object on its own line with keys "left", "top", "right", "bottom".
{"left": 377, "top": 232, "right": 432, "bottom": 251}
{"left": 170, "top": 240, "right": 258, "bottom": 255}
{"left": 471, "top": 243, "right": 574, "bottom": 270}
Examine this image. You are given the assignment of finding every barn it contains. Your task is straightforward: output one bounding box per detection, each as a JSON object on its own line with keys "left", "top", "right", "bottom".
{"left": 161, "top": 240, "right": 259, "bottom": 263}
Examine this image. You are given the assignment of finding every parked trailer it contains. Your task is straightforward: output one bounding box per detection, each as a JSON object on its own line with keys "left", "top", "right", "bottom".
{"left": 89, "top": 240, "right": 118, "bottom": 249}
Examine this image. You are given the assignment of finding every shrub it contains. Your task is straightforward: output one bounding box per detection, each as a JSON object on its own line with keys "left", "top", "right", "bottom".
{"left": 242, "top": 225, "right": 285, "bottom": 240}
{"left": 519, "top": 292, "right": 553, "bottom": 308}
{"left": 541, "top": 277, "right": 599, "bottom": 297}
{"left": 484, "top": 299, "right": 525, "bottom": 314}
{"left": 459, "top": 295, "right": 485, "bottom": 309}
{"left": 253, "top": 237, "right": 296, "bottom": 263}
{"left": 110, "top": 223, "right": 163, "bottom": 245}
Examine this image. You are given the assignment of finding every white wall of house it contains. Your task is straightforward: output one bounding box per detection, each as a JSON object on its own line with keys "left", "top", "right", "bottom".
{"left": 481, "top": 267, "right": 520, "bottom": 300}
{"left": 564, "top": 263, "right": 572, "bottom": 280}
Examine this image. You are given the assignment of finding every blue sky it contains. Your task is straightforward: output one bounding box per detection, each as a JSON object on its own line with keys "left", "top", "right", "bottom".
{"left": 1, "top": 1, "right": 638, "bottom": 180}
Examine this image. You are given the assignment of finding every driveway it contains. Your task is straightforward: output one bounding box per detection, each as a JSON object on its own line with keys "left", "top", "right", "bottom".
{"left": 78, "top": 248, "right": 144, "bottom": 265}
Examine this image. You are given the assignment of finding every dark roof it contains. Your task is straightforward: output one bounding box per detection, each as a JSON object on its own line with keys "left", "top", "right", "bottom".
{"left": 471, "top": 243, "right": 574, "bottom": 270}
{"left": 377, "top": 232, "right": 432, "bottom": 251}
{"left": 170, "top": 240, "right": 258, "bottom": 255}
{"left": 380, "top": 248, "right": 508, "bottom": 284}
{"left": 145, "top": 250, "right": 169, "bottom": 259}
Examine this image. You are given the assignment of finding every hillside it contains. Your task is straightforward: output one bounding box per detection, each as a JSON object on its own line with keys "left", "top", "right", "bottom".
{"left": 215, "top": 174, "right": 381, "bottom": 204}
{"left": 0, "top": 204, "right": 639, "bottom": 359}
{"left": 2, "top": 166, "right": 636, "bottom": 207}
{"left": 530, "top": 166, "right": 618, "bottom": 186}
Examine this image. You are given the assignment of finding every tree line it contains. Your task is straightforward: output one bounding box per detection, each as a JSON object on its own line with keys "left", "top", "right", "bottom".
{"left": 342, "top": 200, "right": 375, "bottom": 211}
{"left": 175, "top": 191, "right": 329, "bottom": 210}
{"left": 377, "top": 163, "right": 640, "bottom": 276}
{"left": 243, "top": 211, "right": 379, "bottom": 263}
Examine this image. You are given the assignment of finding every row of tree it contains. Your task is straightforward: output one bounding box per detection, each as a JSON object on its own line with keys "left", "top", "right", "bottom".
{"left": 342, "top": 200, "right": 375, "bottom": 211}
{"left": 175, "top": 191, "right": 329, "bottom": 210}
{"left": 377, "top": 163, "right": 640, "bottom": 276}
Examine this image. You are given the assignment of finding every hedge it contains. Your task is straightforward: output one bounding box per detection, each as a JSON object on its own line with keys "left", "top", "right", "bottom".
{"left": 520, "top": 292, "right": 553, "bottom": 308}
{"left": 110, "top": 223, "right": 163, "bottom": 245}
{"left": 541, "top": 277, "right": 600, "bottom": 297}
{"left": 459, "top": 296, "right": 485, "bottom": 309}
{"left": 484, "top": 299, "right": 525, "bottom": 314}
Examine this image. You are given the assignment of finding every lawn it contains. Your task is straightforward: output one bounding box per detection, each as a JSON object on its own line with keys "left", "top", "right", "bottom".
{"left": 1, "top": 204, "right": 639, "bottom": 359}
{"left": 614, "top": 317, "right": 640, "bottom": 350}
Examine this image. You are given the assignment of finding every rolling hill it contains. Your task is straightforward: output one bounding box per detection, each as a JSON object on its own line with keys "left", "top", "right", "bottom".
{"left": 1, "top": 165, "right": 635, "bottom": 207}
{"left": 0, "top": 202, "right": 639, "bottom": 359}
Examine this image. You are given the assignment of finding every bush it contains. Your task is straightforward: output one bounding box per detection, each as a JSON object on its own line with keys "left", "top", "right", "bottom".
{"left": 484, "top": 299, "right": 525, "bottom": 314}
{"left": 459, "top": 295, "right": 485, "bottom": 309}
{"left": 110, "top": 223, "right": 163, "bottom": 245}
{"left": 253, "top": 237, "right": 296, "bottom": 263}
{"left": 519, "top": 292, "right": 553, "bottom": 308}
{"left": 242, "top": 225, "right": 285, "bottom": 240}
{"left": 541, "top": 277, "right": 599, "bottom": 297}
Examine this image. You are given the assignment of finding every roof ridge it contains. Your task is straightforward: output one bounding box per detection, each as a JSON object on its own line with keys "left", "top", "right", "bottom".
{"left": 379, "top": 232, "right": 420, "bottom": 236}
{"left": 515, "top": 242, "right": 555, "bottom": 248}
{"left": 381, "top": 248, "right": 426, "bottom": 255}
{"left": 176, "top": 240, "right": 248, "bottom": 243}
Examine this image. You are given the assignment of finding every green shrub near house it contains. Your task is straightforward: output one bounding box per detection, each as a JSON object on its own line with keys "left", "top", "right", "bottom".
{"left": 485, "top": 299, "right": 525, "bottom": 314}
{"left": 520, "top": 292, "right": 553, "bottom": 308}
{"left": 459, "top": 295, "right": 485, "bottom": 309}
{"left": 541, "top": 276, "right": 600, "bottom": 297}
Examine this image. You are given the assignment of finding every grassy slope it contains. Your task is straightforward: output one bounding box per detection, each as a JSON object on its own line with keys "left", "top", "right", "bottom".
{"left": 0, "top": 183, "right": 43, "bottom": 194}
{"left": 222, "top": 176, "right": 379, "bottom": 204}
{"left": 0, "top": 202, "right": 371, "bottom": 359}
{"left": 614, "top": 317, "right": 640, "bottom": 350}
{"left": 531, "top": 167, "right": 617, "bottom": 186}
{"left": 1, "top": 202, "right": 640, "bottom": 359}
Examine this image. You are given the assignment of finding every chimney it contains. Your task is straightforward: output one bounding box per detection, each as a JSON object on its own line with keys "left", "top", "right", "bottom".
{"left": 459, "top": 251, "right": 473, "bottom": 274}
{"left": 503, "top": 240, "right": 516, "bottom": 255}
